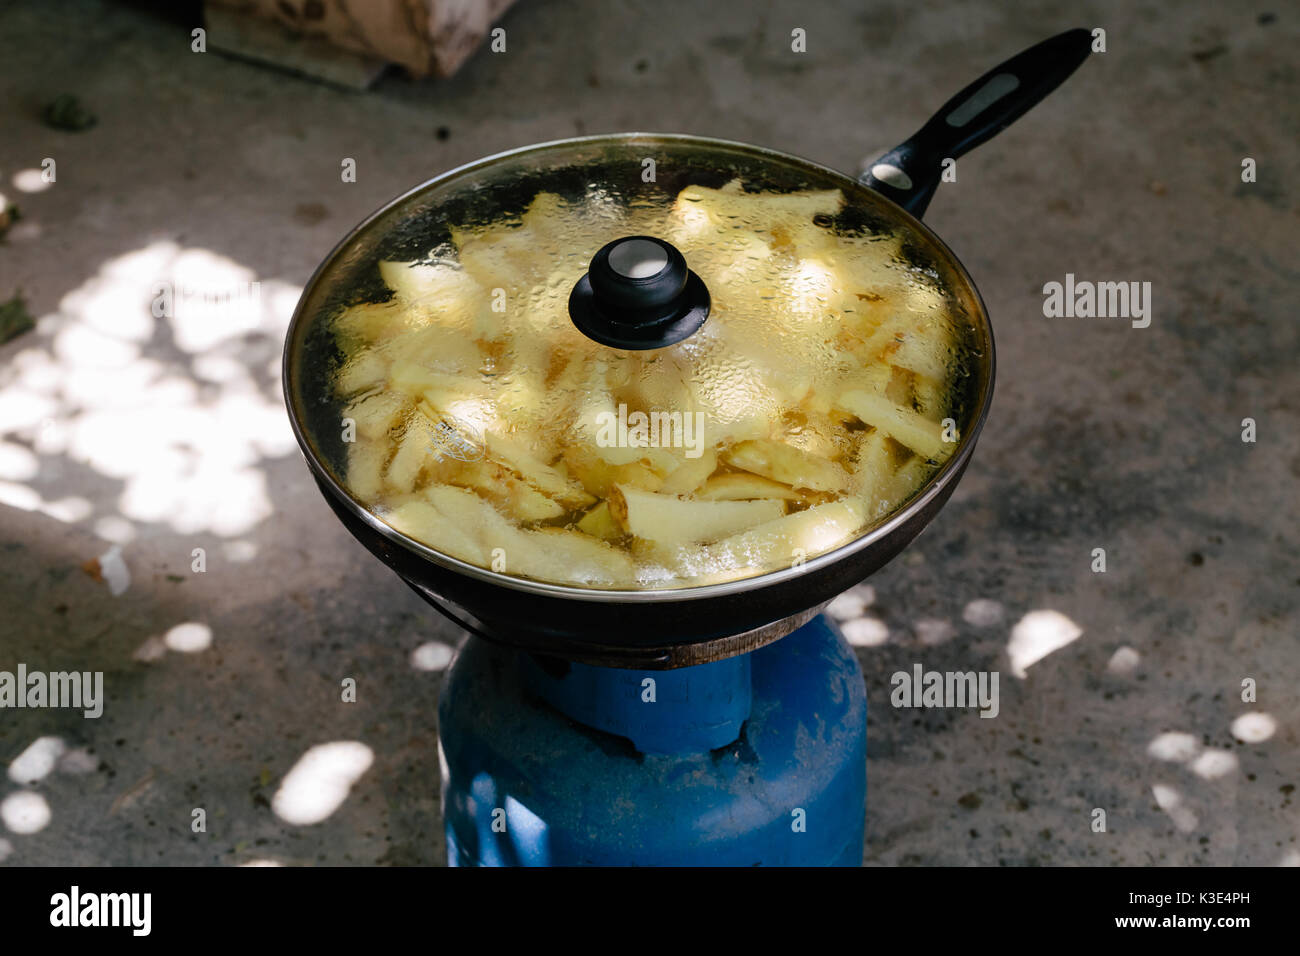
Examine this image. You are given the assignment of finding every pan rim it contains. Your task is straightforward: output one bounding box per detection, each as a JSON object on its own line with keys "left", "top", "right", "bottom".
{"left": 282, "top": 132, "right": 996, "bottom": 604}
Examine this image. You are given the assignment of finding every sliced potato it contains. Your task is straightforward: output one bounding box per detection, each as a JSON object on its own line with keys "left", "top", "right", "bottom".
{"left": 700, "top": 498, "right": 868, "bottom": 571}
{"left": 886, "top": 326, "right": 951, "bottom": 382}
{"left": 387, "top": 419, "right": 437, "bottom": 493}
{"left": 562, "top": 442, "right": 616, "bottom": 497}
{"left": 449, "top": 460, "right": 564, "bottom": 523}
{"left": 523, "top": 527, "right": 635, "bottom": 588}
{"left": 562, "top": 442, "right": 669, "bottom": 496}
{"left": 837, "top": 390, "right": 950, "bottom": 461}
{"left": 487, "top": 430, "right": 594, "bottom": 508}
{"left": 333, "top": 301, "right": 413, "bottom": 348}
{"left": 625, "top": 354, "right": 693, "bottom": 412}
{"left": 345, "top": 391, "right": 407, "bottom": 441}
{"left": 383, "top": 499, "right": 486, "bottom": 566}
{"left": 377, "top": 259, "right": 496, "bottom": 338}
{"left": 346, "top": 440, "right": 388, "bottom": 501}
{"left": 576, "top": 501, "right": 622, "bottom": 541}
{"left": 912, "top": 374, "right": 948, "bottom": 420}
{"left": 882, "top": 455, "right": 931, "bottom": 508}
{"left": 696, "top": 473, "right": 802, "bottom": 501}
{"left": 673, "top": 181, "right": 843, "bottom": 225}
{"left": 610, "top": 484, "right": 784, "bottom": 545}
{"left": 657, "top": 446, "right": 718, "bottom": 496}
{"left": 847, "top": 428, "right": 895, "bottom": 511}
{"left": 612, "top": 459, "right": 667, "bottom": 493}
{"left": 425, "top": 484, "right": 529, "bottom": 558}
{"left": 725, "top": 439, "right": 849, "bottom": 493}
{"left": 423, "top": 485, "right": 632, "bottom": 586}
{"left": 452, "top": 223, "right": 552, "bottom": 293}
{"left": 334, "top": 350, "right": 389, "bottom": 397}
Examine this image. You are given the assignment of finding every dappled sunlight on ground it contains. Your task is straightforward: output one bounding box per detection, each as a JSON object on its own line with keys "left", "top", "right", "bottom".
{"left": 1148, "top": 732, "right": 1200, "bottom": 762}
{"left": 827, "top": 585, "right": 889, "bottom": 647}
{"left": 410, "top": 641, "right": 455, "bottom": 671}
{"left": 1230, "top": 712, "right": 1277, "bottom": 743}
{"left": 272, "top": 742, "right": 375, "bottom": 826}
{"left": 0, "top": 790, "right": 52, "bottom": 834}
{"left": 1151, "top": 783, "right": 1198, "bottom": 833}
{"left": 1189, "top": 749, "right": 1238, "bottom": 780}
{"left": 1106, "top": 645, "right": 1140, "bottom": 675}
{"left": 826, "top": 586, "right": 875, "bottom": 620}
{"left": 961, "top": 598, "right": 1004, "bottom": 628}
{"left": 10, "top": 168, "right": 51, "bottom": 194}
{"left": 0, "top": 240, "right": 312, "bottom": 861}
{"left": 0, "top": 241, "right": 300, "bottom": 542}
{"left": 913, "top": 618, "right": 955, "bottom": 646}
{"left": 828, "top": 586, "right": 1086, "bottom": 669}
{"left": 1147, "top": 729, "right": 1241, "bottom": 780}
{"left": 1006, "top": 609, "right": 1083, "bottom": 678}
{"left": 163, "top": 621, "right": 213, "bottom": 653}
{"left": 1142, "top": 719, "right": 1254, "bottom": 841}
{"left": 841, "top": 616, "right": 890, "bottom": 647}
{"left": 7, "top": 736, "right": 67, "bottom": 785}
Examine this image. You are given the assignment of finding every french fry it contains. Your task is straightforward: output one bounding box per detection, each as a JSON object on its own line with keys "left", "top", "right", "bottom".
{"left": 912, "top": 374, "right": 948, "bottom": 420}
{"left": 449, "top": 460, "right": 564, "bottom": 523}
{"left": 382, "top": 499, "right": 486, "bottom": 566}
{"left": 377, "top": 259, "right": 493, "bottom": 340}
{"left": 523, "top": 527, "right": 635, "bottom": 588}
{"left": 885, "top": 326, "right": 951, "bottom": 382}
{"left": 612, "top": 459, "right": 667, "bottom": 492}
{"left": 700, "top": 498, "right": 868, "bottom": 572}
{"left": 725, "top": 439, "right": 850, "bottom": 493}
{"left": 847, "top": 429, "right": 896, "bottom": 512}
{"left": 497, "top": 479, "right": 565, "bottom": 522}
{"left": 345, "top": 391, "right": 407, "bottom": 441}
{"left": 609, "top": 484, "right": 784, "bottom": 544}
{"left": 777, "top": 408, "right": 848, "bottom": 461}
{"left": 386, "top": 418, "right": 435, "bottom": 494}
{"left": 881, "top": 455, "right": 931, "bottom": 508}
{"left": 334, "top": 350, "right": 389, "bottom": 397}
{"left": 657, "top": 446, "right": 718, "bottom": 496}
{"left": 451, "top": 222, "right": 553, "bottom": 294}
{"left": 837, "top": 390, "right": 950, "bottom": 461}
{"left": 333, "top": 300, "right": 414, "bottom": 348}
{"left": 486, "top": 430, "right": 595, "bottom": 509}
{"left": 562, "top": 442, "right": 617, "bottom": 497}
{"left": 424, "top": 485, "right": 632, "bottom": 586}
{"left": 425, "top": 484, "right": 530, "bottom": 561}
{"left": 385, "top": 336, "right": 484, "bottom": 396}
{"left": 696, "top": 473, "right": 802, "bottom": 501}
{"left": 673, "top": 181, "right": 843, "bottom": 226}
{"left": 624, "top": 353, "right": 693, "bottom": 412}
{"left": 520, "top": 191, "right": 627, "bottom": 256}
{"left": 576, "top": 501, "right": 622, "bottom": 541}
{"left": 689, "top": 372, "right": 777, "bottom": 447}
{"left": 346, "top": 440, "right": 388, "bottom": 502}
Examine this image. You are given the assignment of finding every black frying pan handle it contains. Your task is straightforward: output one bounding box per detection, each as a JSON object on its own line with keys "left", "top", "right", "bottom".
{"left": 860, "top": 28, "right": 1093, "bottom": 217}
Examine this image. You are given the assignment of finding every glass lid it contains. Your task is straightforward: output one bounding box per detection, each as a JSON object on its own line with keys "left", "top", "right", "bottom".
{"left": 286, "top": 135, "right": 987, "bottom": 592}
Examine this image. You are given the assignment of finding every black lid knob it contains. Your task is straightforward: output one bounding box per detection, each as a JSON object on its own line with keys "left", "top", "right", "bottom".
{"left": 569, "top": 236, "right": 710, "bottom": 350}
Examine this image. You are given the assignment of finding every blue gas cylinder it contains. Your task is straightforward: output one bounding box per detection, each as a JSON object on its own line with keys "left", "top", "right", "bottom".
{"left": 437, "top": 615, "right": 867, "bottom": 866}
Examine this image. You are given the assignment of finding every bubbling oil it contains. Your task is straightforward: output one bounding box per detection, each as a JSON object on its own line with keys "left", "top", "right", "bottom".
{"left": 326, "top": 180, "right": 973, "bottom": 590}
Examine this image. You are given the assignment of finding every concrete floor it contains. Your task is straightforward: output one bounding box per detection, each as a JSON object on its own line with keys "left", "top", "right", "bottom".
{"left": 0, "top": 0, "right": 1296, "bottom": 866}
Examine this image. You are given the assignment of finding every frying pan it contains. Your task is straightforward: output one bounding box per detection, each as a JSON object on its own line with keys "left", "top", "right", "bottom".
{"left": 283, "top": 29, "right": 1093, "bottom": 668}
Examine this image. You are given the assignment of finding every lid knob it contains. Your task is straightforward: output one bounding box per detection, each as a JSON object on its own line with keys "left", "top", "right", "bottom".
{"left": 569, "top": 235, "right": 710, "bottom": 349}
